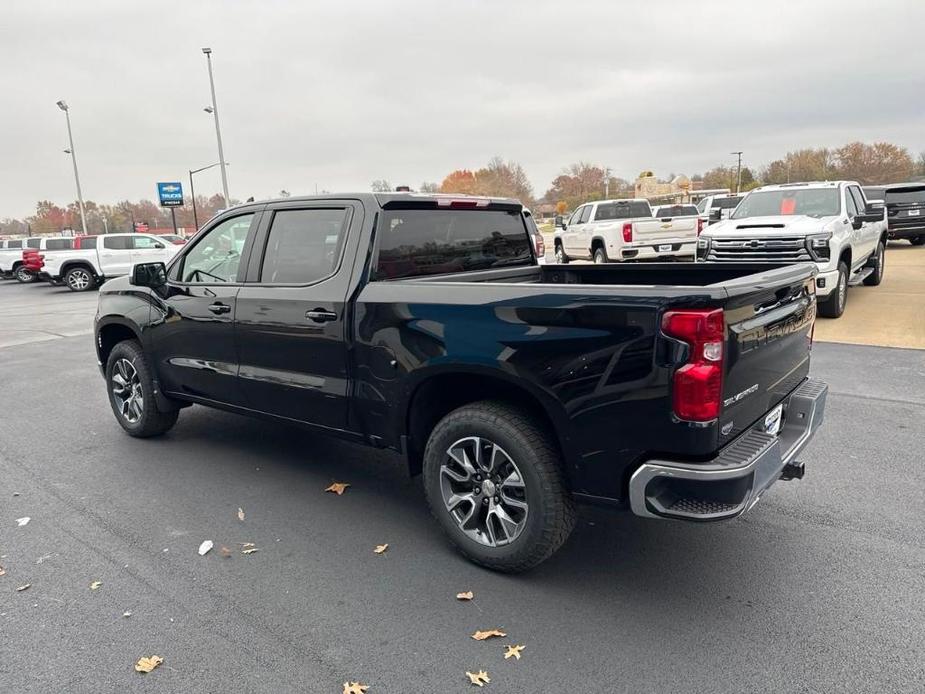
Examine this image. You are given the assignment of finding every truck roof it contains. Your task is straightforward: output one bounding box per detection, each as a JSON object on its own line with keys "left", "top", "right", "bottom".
{"left": 753, "top": 181, "right": 860, "bottom": 192}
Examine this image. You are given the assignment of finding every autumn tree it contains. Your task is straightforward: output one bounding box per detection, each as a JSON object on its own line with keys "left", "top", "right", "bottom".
{"left": 761, "top": 148, "right": 834, "bottom": 185}
{"left": 702, "top": 165, "right": 756, "bottom": 192}
{"left": 439, "top": 169, "right": 479, "bottom": 195}
{"left": 419, "top": 181, "right": 440, "bottom": 193}
{"left": 544, "top": 162, "right": 607, "bottom": 211}
{"left": 832, "top": 142, "right": 914, "bottom": 185}
{"left": 473, "top": 157, "right": 534, "bottom": 204}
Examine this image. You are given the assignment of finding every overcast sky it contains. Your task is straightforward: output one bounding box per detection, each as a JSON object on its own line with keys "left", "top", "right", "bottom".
{"left": 2, "top": 0, "right": 923, "bottom": 218}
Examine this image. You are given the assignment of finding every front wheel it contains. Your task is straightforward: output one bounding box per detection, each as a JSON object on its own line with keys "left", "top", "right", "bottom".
{"left": 818, "top": 261, "right": 848, "bottom": 318}
{"left": 15, "top": 266, "right": 36, "bottom": 283}
{"left": 422, "top": 401, "right": 576, "bottom": 572}
{"left": 863, "top": 241, "right": 885, "bottom": 286}
{"left": 106, "top": 340, "right": 179, "bottom": 437}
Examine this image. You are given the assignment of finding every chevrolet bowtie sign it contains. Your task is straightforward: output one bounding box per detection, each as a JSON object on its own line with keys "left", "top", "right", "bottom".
{"left": 157, "top": 181, "right": 184, "bottom": 208}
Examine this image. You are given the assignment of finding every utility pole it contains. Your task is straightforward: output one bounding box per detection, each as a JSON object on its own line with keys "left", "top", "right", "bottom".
{"left": 604, "top": 167, "right": 612, "bottom": 199}
{"left": 731, "top": 151, "right": 743, "bottom": 194}
{"left": 202, "top": 48, "right": 230, "bottom": 206}
{"left": 56, "top": 100, "right": 88, "bottom": 235}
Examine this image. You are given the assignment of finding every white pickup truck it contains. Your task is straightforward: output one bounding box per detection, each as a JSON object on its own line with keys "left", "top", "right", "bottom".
{"left": 553, "top": 198, "right": 700, "bottom": 263}
{"left": 41, "top": 232, "right": 181, "bottom": 291}
{"left": 697, "top": 181, "right": 887, "bottom": 318}
{"left": 0, "top": 237, "right": 42, "bottom": 280}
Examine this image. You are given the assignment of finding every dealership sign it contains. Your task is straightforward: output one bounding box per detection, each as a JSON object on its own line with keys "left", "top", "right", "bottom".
{"left": 157, "top": 181, "right": 184, "bottom": 207}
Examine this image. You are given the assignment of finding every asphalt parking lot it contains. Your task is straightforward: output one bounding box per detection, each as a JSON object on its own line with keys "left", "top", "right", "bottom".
{"left": 2, "top": 280, "right": 924, "bottom": 693}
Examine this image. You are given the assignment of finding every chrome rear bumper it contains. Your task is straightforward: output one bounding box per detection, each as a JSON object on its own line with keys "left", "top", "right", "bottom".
{"left": 629, "top": 378, "right": 827, "bottom": 521}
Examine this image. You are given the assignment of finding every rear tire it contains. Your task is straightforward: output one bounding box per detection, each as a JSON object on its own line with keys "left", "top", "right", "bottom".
{"left": 422, "top": 401, "right": 576, "bottom": 573}
{"left": 554, "top": 242, "right": 569, "bottom": 264}
{"left": 65, "top": 267, "right": 96, "bottom": 292}
{"left": 15, "top": 266, "right": 36, "bottom": 283}
{"left": 818, "top": 261, "right": 848, "bottom": 318}
{"left": 911, "top": 236, "right": 925, "bottom": 247}
{"left": 863, "top": 241, "right": 885, "bottom": 286}
{"left": 106, "top": 340, "right": 179, "bottom": 437}
{"left": 593, "top": 246, "right": 609, "bottom": 264}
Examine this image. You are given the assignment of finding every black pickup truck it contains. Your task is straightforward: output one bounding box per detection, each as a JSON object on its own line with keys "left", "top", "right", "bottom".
{"left": 94, "top": 193, "right": 827, "bottom": 572}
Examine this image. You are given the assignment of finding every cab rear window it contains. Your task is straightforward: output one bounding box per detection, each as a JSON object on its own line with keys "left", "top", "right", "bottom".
{"left": 594, "top": 202, "right": 651, "bottom": 220}
{"left": 374, "top": 209, "right": 531, "bottom": 280}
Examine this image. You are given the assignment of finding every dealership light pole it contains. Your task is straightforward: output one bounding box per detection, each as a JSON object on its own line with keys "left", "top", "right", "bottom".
{"left": 188, "top": 161, "right": 228, "bottom": 231}
{"left": 201, "top": 48, "right": 230, "bottom": 206}
{"left": 731, "top": 151, "right": 743, "bottom": 194}
{"left": 56, "top": 100, "right": 88, "bottom": 235}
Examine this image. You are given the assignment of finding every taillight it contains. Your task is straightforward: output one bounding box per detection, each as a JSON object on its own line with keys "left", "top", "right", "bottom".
{"left": 662, "top": 308, "right": 725, "bottom": 422}
{"left": 534, "top": 234, "right": 545, "bottom": 258}
{"left": 622, "top": 223, "right": 633, "bottom": 243}
{"left": 696, "top": 217, "right": 704, "bottom": 235}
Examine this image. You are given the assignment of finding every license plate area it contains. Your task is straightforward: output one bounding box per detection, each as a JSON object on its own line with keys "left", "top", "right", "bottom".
{"left": 764, "top": 403, "right": 783, "bottom": 436}
{"left": 658, "top": 244, "right": 672, "bottom": 252}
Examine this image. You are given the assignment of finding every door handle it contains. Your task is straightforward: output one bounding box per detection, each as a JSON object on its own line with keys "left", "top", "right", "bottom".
{"left": 306, "top": 309, "right": 337, "bottom": 323}
{"left": 208, "top": 302, "right": 231, "bottom": 315}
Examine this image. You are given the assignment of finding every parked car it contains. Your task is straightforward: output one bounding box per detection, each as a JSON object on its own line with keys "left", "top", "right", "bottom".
{"left": 553, "top": 198, "right": 698, "bottom": 263}
{"left": 697, "top": 194, "right": 744, "bottom": 225}
{"left": 0, "top": 237, "right": 41, "bottom": 280}
{"left": 94, "top": 193, "right": 827, "bottom": 572}
{"left": 652, "top": 204, "right": 700, "bottom": 219}
{"left": 523, "top": 208, "right": 546, "bottom": 264}
{"left": 863, "top": 184, "right": 925, "bottom": 245}
{"left": 698, "top": 181, "right": 887, "bottom": 318}
{"left": 42, "top": 232, "right": 181, "bottom": 292}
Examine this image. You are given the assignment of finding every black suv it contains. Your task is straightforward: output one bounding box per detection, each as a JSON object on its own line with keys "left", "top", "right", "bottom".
{"left": 864, "top": 184, "right": 925, "bottom": 245}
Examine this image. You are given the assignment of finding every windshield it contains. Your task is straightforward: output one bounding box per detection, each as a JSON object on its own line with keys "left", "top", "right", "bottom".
{"left": 714, "top": 196, "right": 743, "bottom": 210}
{"left": 654, "top": 205, "right": 698, "bottom": 217}
{"left": 732, "top": 189, "right": 841, "bottom": 219}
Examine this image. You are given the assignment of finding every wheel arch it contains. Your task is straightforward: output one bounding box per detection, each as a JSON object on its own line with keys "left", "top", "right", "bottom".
{"left": 61, "top": 260, "right": 98, "bottom": 277}
{"left": 96, "top": 318, "right": 143, "bottom": 369}
{"left": 401, "top": 366, "right": 575, "bottom": 483}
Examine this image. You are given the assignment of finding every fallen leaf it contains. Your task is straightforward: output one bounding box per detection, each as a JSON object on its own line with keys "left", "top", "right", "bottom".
{"left": 134, "top": 655, "right": 163, "bottom": 673}
{"left": 242, "top": 547, "right": 259, "bottom": 555}
{"left": 456, "top": 591, "right": 474, "bottom": 601}
{"left": 503, "top": 644, "right": 525, "bottom": 660}
{"left": 237, "top": 507, "right": 245, "bottom": 522}
{"left": 0, "top": 565, "right": 6, "bottom": 577}
{"left": 17, "top": 583, "right": 31, "bottom": 592}
{"left": 241, "top": 542, "right": 255, "bottom": 549}
{"left": 373, "top": 544, "right": 389, "bottom": 554}
{"left": 90, "top": 581, "right": 102, "bottom": 591}
{"left": 342, "top": 682, "right": 369, "bottom": 694}
{"left": 466, "top": 670, "right": 491, "bottom": 687}
{"left": 16, "top": 517, "right": 30, "bottom": 527}
{"left": 12, "top": 492, "right": 20, "bottom": 496}
{"left": 123, "top": 611, "right": 132, "bottom": 618}
{"left": 471, "top": 629, "right": 506, "bottom": 641}
{"left": 219, "top": 546, "right": 232, "bottom": 558}
{"left": 198, "top": 540, "right": 213, "bottom": 556}
{"left": 325, "top": 482, "right": 350, "bottom": 495}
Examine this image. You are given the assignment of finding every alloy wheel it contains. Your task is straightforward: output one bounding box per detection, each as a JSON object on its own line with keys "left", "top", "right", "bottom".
{"left": 555, "top": 246, "right": 564, "bottom": 263}
{"left": 68, "top": 269, "right": 91, "bottom": 291}
{"left": 439, "top": 436, "right": 529, "bottom": 547}
{"left": 838, "top": 270, "right": 847, "bottom": 310}
{"left": 111, "top": 358, "right": 144, "bottom": 424}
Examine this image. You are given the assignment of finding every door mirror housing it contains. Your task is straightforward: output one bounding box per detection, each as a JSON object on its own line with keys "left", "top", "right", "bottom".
{"left": 131, "top": 261, "right": 167, "bottom": 288}
{"left": 709, "top": 208, "right": 723, "bottom": 222}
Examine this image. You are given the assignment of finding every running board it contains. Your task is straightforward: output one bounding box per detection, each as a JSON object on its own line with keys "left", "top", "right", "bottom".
{"left": 848, "top": 267, "right": 873, "bottom": 286}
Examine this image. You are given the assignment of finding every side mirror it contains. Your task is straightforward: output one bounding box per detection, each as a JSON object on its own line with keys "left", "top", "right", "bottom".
{"left": 154, "top": 242, "right": 165, "bottom": 249}
{"left": 709, "top": 208, "right": 722, "bottom": 222}
{"left": 131, "top": 261, "right": 167, "bottom": 288}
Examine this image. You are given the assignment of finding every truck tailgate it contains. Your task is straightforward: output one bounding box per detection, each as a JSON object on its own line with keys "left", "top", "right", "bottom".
{"left": 634, "top": 217, "right": 698, "bottom": 242}
{"left": 717, "top": 265, "right": 816, "bottom": 445}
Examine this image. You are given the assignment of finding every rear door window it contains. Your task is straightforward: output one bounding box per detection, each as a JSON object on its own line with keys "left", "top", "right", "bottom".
{"left": 374, "top": 208, "right": 532, "bottom": 280}
{"left": 45, "top": 238, "right": 74, "bottom": 250}
{"left": 78, "top": 236, "right": 97, "bottom": 249}
{"left": 132, "top": 236, "right": 165, "bottom": 250}
{"left": 26, "top": 238, "right": 41, "bottom": 249}
{"left": 258, "top": 208, "right": 349, "bottom": 284}
{"left": 7, "top": 240, "right": 23, "bottom": 249}
{"left": 103, "top": 236, "right": 132, "bottom": 250}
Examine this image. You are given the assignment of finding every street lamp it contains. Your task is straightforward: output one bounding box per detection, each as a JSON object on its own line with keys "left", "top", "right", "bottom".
{"left": 57, "top": 100, "right": 88, "bottom": 235}
{"left": 731, "top": 151, "right": 744, "bottom": 194}
{"left": 201, "top": 48, "right": 230, "bottom": 206}
{"left": 188, "top": 161, "right": 229, "bottom": 231}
